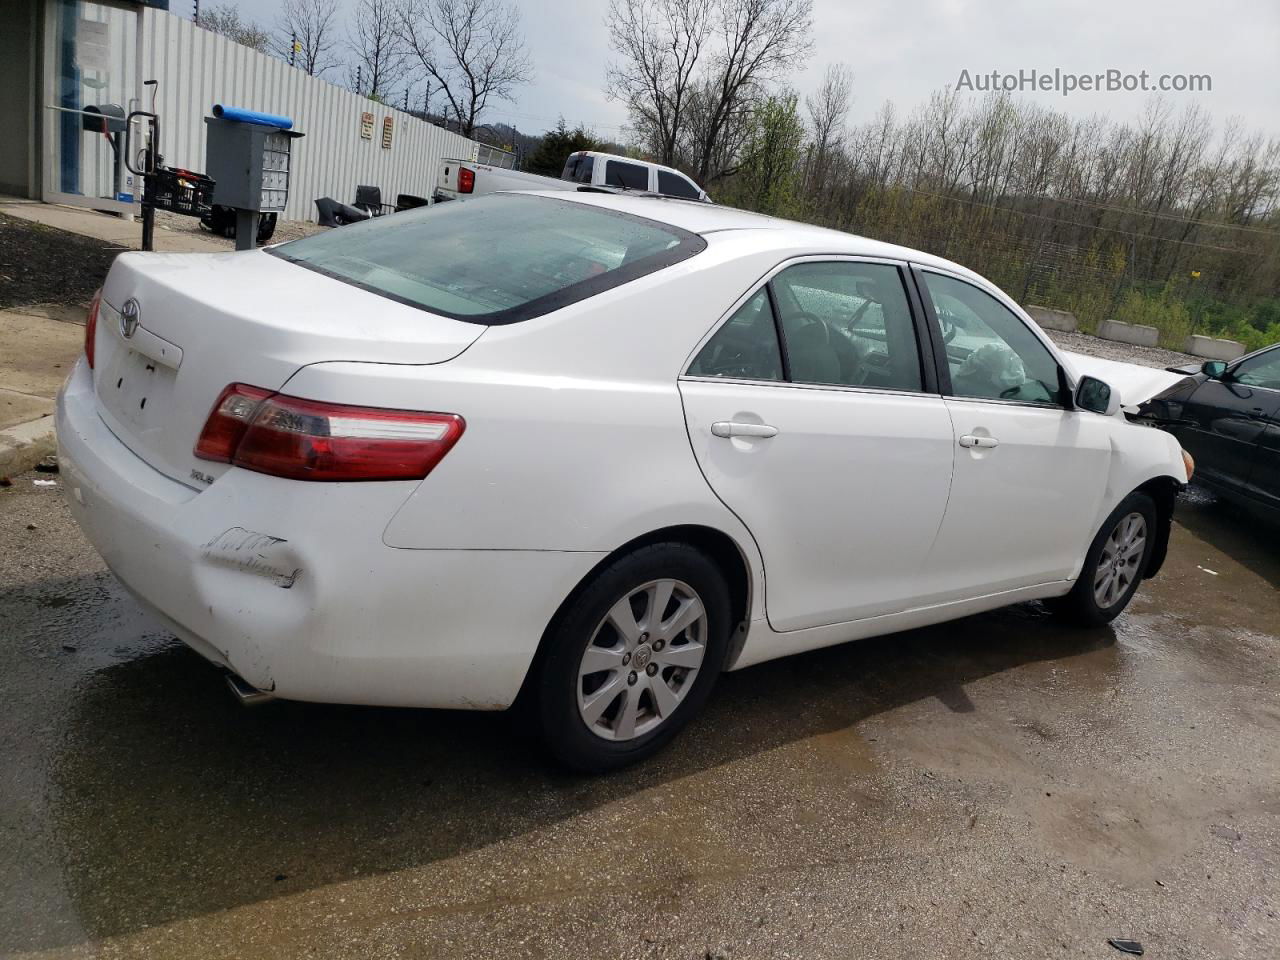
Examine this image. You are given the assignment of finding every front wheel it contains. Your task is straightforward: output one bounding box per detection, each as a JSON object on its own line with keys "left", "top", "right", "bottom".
{"left": 1051, "top": 492, "right": 1157, "bottom": 627}
{"left": 532, "top": 543, "right": 732, "bottom": 773}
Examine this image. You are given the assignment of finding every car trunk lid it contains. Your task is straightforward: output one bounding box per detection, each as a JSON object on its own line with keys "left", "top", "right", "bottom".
{"left": 94, "top": 250, "right": 484, "bottom": 488}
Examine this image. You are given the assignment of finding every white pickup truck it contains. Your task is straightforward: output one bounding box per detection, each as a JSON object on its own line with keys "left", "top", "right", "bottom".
{"left": 435, "top": 150, "right": 710, "bottom": 204}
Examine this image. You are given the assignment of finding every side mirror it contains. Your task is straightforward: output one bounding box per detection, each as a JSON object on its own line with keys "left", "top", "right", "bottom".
{"left": 1075, "top": 375, "right": 1121, "bottom": 416}
{"left": 1201, "top": 360, "right": 1228, "bottom": 379}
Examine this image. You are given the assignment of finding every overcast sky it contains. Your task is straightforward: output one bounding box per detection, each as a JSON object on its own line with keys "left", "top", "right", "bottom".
{"left": 184, "top": 0, "right": 1279, "bottom": 139}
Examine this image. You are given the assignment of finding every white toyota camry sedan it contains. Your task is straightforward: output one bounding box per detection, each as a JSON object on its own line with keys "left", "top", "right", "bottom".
{"left": 57, "top": 191, "right": 1191, "bottom": 771}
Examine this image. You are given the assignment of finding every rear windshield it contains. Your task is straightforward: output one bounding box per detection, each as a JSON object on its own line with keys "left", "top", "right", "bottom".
{"left": 269, "top": 194, "right": 705, "bottom": 325}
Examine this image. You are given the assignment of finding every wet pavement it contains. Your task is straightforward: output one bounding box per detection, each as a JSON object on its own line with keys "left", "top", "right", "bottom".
{"left": 1, "top": 472, "right": 1277, "bottom": 959}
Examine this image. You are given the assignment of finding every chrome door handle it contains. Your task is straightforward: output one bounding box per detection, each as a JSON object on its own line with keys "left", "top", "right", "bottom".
{"left": 712, "top": 421, "right": 778, "bottom": 439}
{"left": 959, "top": 435, "right": 999, "bottom": 449}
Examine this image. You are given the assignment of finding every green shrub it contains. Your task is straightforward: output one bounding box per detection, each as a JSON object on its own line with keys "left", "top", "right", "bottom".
{"left": 1220, "top": 317, "right": 1280, "bottom": 352}
{"left": 1112, "top": 287, "right": 1193, "bottom": 348}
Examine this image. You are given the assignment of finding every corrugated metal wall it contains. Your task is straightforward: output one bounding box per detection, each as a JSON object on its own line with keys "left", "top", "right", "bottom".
{"left": 139, "top": 8, "right": 481, "bottom": 221}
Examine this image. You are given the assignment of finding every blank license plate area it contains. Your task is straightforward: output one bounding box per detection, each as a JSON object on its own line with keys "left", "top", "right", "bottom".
{"left": 96, "top": 347, "right": 179, "bottom": 442}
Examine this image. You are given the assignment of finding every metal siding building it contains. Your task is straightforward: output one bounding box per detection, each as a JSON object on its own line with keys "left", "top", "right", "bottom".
{"left": 3, "top": 0, "right": 483, "bottom": 223}
{"left": 140, "top": 12, "right": 484, "bottom": 221}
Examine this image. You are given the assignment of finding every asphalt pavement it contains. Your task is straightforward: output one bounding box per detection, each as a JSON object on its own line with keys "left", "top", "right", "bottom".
{"left": 1, "top": 473, "right": 1276, "bottom": 959}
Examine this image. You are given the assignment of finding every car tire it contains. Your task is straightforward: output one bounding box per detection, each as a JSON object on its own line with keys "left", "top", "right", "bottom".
{"left": 1050, "top": 492, "right": 1158, "bottom": 627}
{"left": 532, "top": 542, "right": 732, "bottom": 773}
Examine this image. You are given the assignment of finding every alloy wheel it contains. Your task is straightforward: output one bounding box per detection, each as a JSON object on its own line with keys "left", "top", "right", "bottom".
{"left": 576, "top": 578, "right": 708, "bottom": 741}
{"left": 1093, "top": 512, "right": 1147, "bottom": 610}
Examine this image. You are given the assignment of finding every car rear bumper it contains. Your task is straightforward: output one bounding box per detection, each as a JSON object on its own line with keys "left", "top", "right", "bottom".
{"left": 56, "top": 359, "right": 603, "bottom": 709}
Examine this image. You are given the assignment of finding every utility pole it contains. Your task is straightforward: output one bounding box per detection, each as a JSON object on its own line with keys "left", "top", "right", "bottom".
{"left": 193, "top": 0, "right": 200, "bottom": 23}
{"left": 356, "top": 65, "right": 362, "bottom": 96}
{"left": 289, "top": 32, "right": 297, "bottom": 67}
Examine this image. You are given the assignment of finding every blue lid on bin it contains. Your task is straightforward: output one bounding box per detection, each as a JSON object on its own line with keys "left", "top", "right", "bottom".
{"left": 211, "top": 105, "right": 294, "bottom": 129}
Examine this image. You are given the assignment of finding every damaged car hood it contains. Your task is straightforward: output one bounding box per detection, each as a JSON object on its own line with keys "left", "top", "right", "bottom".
{"left": 1059, "top": 351, "right": 1190, "bottom": 407}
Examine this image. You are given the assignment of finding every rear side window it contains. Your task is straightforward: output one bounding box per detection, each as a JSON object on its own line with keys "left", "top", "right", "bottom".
{"left": 772, "top": 262, "right": 923, "bottom": 392}
{"left": 270, "top": 194, "right": 705, "bottom": 325}
{"left": 688, "top": 262, "right": 926, "bottom": 393}
{"left": 562, "top": 153, "right": 593, "bottom": 183}
{"left": 606, "top": 160, "right": 650, "bottom": 190}
{"left": 657, "top": 170, "right": 701, "bottom": 200}
{"left": 688, "top": 290, "right": 783, "bottom": 381}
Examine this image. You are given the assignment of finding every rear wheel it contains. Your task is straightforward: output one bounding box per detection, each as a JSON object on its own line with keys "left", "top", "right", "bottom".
{"left": 1051, "top": 492, "right": 1157, "bottom": 627}
{"left": 533, "top": 543, "right": 731, "bottom": 773}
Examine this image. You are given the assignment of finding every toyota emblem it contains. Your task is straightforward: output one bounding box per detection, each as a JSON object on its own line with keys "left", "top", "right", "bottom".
{"left": 120, "top": 298, "right": 140, "bottom": 339}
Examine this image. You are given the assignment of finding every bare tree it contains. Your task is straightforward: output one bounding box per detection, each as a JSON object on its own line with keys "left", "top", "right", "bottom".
{"left": 398, "top": 0, "right": 533, "bottom": 138}
{"left": 682, "top": 75, "right": 753, "bottom": 180}
{"left": 804, "top": 63, "right": 851, "bottom": 190}
{"left": 197, "top": 3, "right": 271, "bottom": 53}
{"left": 689, "top": 0, "right": 813, "bottom": 183}
{"left": 276, "top": 0, "right": 342, "bottom": 77}
{"left": 605, "top": 0, "right": 712, "bottom": 167}
{"left": 607, "top": 0, "right": 812, "bottom": 184}
{"left": 349, "top": 0, "right": 409, "bottom": 99}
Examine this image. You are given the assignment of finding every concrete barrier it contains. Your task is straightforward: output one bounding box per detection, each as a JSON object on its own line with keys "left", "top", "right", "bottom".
{"left": 1025, "top": 306, "right": 1078, "bottom": 333}
{"left": 1184, "top": 335, "right": 1247, "bottom": 362}
{"left": 1097, "top": 319, "right": 1160, "bottom": 348}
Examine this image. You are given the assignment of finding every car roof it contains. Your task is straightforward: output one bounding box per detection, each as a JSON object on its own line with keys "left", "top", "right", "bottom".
{"left": 520, "top": 190, "right": 984, "bottom": 281}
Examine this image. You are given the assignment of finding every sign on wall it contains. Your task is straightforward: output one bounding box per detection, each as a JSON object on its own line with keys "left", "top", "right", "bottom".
{"left": 381, "top": 117, "right": 394, "bottom": 150}
{"left": 360, "top": 112, "right": 374, "bottom": 140}
{"left": 76, "top": 19, "right": 111, "bottom": 72}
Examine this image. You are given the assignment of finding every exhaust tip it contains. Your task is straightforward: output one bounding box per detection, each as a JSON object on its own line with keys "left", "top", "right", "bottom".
{"left": 225, "top": 672, "right": 274, "bottom": 706}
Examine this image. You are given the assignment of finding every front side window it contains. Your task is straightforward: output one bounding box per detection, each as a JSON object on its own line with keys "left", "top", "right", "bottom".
{"left": 688, "top": 290, "right": 783, "bottom": 381}
{"left": 606, "top": 160, "right": 650, "bottom": 190}
{"left": 270, "top": 194, "right": 704, "bottom": 325}
{"left": 771, "top": 262, "right": 923, "bottom": 392}
{"left": 657, "top": 169, "right": 701, "bottom": 200}
{"left": 923, "top": 272, "right": 1061, "bottom": 405}
{"left": 1233, "top": 347, "right": 1280, "bottom": 389}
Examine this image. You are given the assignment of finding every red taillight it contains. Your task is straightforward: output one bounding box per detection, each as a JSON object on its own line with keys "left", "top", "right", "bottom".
{"left": 458, "top": 166, "right": 475, "bottom": 193}
{"left": 195, "top": 385, "right": 465, "bottom": 482}
{"left": 85, "top": 288, "right": 101, "bottom": 369}
{"left": 194, "top": 383, "right": 275, "bottom": 462}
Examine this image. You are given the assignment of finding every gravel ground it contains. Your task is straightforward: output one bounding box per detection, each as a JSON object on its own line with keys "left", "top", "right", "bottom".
{"left": 0, "top": 214, "right": 125, "bottom": 309}
{"left": 1047, "top": 329, "right": 1198, "bottom": 370}
{"left": 2, "top": 473, "right": 1276, "bottom": 959}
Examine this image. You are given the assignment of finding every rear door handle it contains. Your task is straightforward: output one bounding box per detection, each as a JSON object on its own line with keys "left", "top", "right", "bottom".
{"left": 959, "top": 434, "right": 999, "bottom": 449}
{"left": 712, "top": 421, "right": 778, "bottom": 439}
